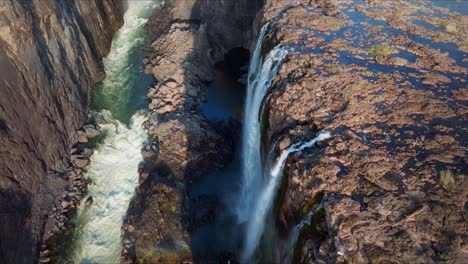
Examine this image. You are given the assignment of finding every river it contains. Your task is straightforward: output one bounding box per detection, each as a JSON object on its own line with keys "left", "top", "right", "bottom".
{"left": 61, "top": 1, "right": 158, "bottom": 263}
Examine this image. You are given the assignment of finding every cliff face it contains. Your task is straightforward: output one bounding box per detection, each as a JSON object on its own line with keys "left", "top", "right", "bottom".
{"left": 0, "top": 0, "right": 124, "bottom": 262}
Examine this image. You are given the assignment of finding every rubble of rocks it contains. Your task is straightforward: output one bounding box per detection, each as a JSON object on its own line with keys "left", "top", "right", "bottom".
{"left": 38, "top": 125, "right": 101, "bottom": 263}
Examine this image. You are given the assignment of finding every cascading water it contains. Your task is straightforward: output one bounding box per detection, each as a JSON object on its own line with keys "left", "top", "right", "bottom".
{"left": 282, "top": 193, "right": 329, "bottom": 263}
{"left": 241, "top": 131, "right": 331, "bottom": 262}
{"left": 62, "top": 1, "right": 159, "bottom": 263}
{"left": 270, "top": 132, "right": 331, "bottom": 178}
{"left": 237, "top": 22, "right": 288, "bottom": 262}
{"left": 237, "top": 23, "right": 288, "bottom": 223}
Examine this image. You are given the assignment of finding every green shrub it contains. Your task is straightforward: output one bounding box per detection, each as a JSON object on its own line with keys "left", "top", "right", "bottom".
{"left": 159, "top": 130, "right": 169, "bottom": 137}
{"left": 369, "top": 44, "right": 398, "bottom": 61}
{"left": 440, "top": 170, "right": 454, "bottom": 191}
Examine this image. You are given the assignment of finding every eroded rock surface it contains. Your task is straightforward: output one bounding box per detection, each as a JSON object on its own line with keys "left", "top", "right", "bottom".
{"left": 259, "top": 0, "right": 467, "bottom": 263}
{"left": 0, "top": 0, "right": 124, "bottom": 262}
{"left": 122, "top": 0, "right": 261, "bottom": 263}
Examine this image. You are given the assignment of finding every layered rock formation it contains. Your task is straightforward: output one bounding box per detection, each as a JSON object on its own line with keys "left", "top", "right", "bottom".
{"left": 122, "top": 0, "right": 262, "bottom": 262}
{"left": 258, "top": 0, "right": 467, "bottom": 263}
{"left": 0, "top": 0, "right": 124, "bottom": 262}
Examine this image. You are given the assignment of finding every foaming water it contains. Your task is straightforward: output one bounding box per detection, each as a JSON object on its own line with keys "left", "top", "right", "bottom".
{"left": 71, "top": 113, "right": 147, "bottom": 263}
{"left": 65, "top": 1, "right": 158, "bottom": 263}
{"left": 238, "top": 23, "right": 288, "bottom": 224}
{"left": 92, "top": 0, "right": 159, "bottom": 123}
{"left": 241, "top": 132, "right": 331, "bottom": 262}
{"left": 270, "top": 132, "right": 331, "bottom": 177}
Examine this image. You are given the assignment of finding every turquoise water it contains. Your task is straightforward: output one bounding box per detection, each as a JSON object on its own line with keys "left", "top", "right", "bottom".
{"left": 90, "top": 3, "right": 155, "bottom": 125}
{"left": 60, "top": 1, "right": 159, "bottom": 263}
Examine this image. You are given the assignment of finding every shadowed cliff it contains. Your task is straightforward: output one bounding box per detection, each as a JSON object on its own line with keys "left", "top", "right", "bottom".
{"left": 0, "top": 0, "right": 124, "bottom": 262}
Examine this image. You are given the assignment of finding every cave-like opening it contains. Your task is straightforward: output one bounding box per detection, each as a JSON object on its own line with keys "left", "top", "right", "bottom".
{"left": 200, "top": 47, "right": 250, "bottom": 121}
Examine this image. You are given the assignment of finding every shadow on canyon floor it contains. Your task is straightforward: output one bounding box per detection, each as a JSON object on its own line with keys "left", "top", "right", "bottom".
{"left": 181, "top": 2, "right": 261, "bottom": 263}
{"left": 0, "top": 189, "right": 33, "bottom": 263}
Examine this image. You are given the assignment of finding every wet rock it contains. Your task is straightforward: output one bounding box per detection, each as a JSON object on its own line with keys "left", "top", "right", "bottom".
{"left": 141, "top": 145, "right": 156, "bottom": 159}
{"left": 139, "top": 173, "right": 149, "bottom": 184}
{"left": 82, "top": 148, "right": 93, "bottom": 156}
{"left": 83, "top": 125, "right": 100, "bottom": 138}
{"left": 39, "top": 257, "right": 51, "bottom": 263}
{"left": 73, "top": 158, "right": 90, "bottom": 168}
{"left": 187, "top": 88, "right": 198, "bottom": 97}
{"left": 85, "top": 196, "right": 93, "bottom": 207}
{"left": 61, "top": 201, "right": 71, "bottom": 209}
{"left": 77, "top": 131, "right": 88, "bottom": 143}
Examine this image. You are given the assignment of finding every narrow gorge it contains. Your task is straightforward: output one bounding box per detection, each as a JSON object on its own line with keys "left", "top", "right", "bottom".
{"left": 1, "top": 0, "right": 467, "bottom": 264}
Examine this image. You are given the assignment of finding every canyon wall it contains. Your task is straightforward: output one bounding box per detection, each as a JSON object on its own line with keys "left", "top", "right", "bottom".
{"left": 0, "top": 0, "right": 124, "bottom": 262}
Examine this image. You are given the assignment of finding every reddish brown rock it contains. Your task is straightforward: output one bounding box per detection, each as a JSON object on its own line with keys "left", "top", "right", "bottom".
{"left": 259, "top": 0, "right": 467, "bottom": 263}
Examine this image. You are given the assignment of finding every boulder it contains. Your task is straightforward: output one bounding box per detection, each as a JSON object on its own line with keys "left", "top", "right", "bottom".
{"left": 77, "top": 131, "right": 88, "bottom": 143}
{"left": 73, "top": 158, "right": 89, "bottom": 168}
{"left": 61, "top": 201, "right": 71, "bottom": 209}
{"left": 85, "top": 196, "right": 93, "bottom": 207}
{"left": 187, "top": 87, "right": 198, "bottom": 97}
{"left": 83, "top": 125, "right": 100, "bottom": 138}
{"left": 82, "top": 148, "right": 93, "bottom": 156}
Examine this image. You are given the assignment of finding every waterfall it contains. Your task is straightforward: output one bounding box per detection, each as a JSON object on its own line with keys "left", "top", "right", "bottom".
{"left": 282, "top": 193, "right": 329, "bottom": 263}
{"left": 270, "top": 132, "right": 331, "bottom": 178}
{"left": 241, "top": 131, "right": 331, "bottom": 262}
{"left": 237, "top": 23, "right": 288, "bottom": 223}
{"left": 65, "top": 1, "right": 159, "bottom": 263}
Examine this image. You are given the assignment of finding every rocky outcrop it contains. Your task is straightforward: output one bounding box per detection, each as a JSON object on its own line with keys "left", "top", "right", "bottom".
{"left": 0, "top": 0, "right": 124, "bottom": 262}
{"left": 259, "top": 0, "right": 467, "bottom": 263}
{"left": 122, "top": 0, "right": 262, "bottom": 263}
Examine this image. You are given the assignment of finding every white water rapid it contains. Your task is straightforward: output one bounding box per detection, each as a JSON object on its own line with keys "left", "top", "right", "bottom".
{"left": 241, "top": 131, "right": 331, "bottom": 262}
{"left": 67, "top": 1, "right": 158, "bottom": 263}
{"left": 71, "top": 114, "right": 147, "bottom": 263}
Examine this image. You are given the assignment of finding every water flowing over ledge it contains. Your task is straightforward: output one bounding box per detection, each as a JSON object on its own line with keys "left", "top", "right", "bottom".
{"left": 237, "top": 23, "right": 288, "bottom": 223}
{"left": 236, "top": 22, "right": 291, "bottom": 262}
{"left": 282, "top": 193, "right": 329, "bottom": 263}
{"left": 241, "top": 131, "right": 331, "bottom": 262}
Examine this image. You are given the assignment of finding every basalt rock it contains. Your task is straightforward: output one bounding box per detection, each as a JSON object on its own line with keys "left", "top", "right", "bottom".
{"left": 260, "top": 0, "right": 467, "bottom": 263}
{"left": 0, "top": 0, "right": 124, "bottom": 262}
{"left": 123, "top": 0, "right": 262, "bottom": 263}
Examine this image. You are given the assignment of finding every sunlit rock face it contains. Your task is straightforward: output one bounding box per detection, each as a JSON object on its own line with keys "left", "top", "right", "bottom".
{"left": 0, "top": 0, "right": 124, "bottom": 262}
{"left": 257, "top": 0, "right": 468, "bottom": 263}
